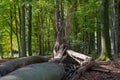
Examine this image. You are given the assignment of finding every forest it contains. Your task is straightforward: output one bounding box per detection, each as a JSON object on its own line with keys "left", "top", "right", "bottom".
{"left": 0, "top": 0, "right": 120, "bottom": 80}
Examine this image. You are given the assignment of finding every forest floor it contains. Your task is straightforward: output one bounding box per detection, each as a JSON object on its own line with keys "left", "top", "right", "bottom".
{"left": 79, "top": 58, "right": 120, "bottom": 80}
{"left": 0, "top": 58, "right": 120, "bottom": 80}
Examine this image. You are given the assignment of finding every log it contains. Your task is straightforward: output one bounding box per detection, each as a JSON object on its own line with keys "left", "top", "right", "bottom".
{"left": 0, "top": 62, "right": 65, "bottom": 80}
{"left": 0, "top": 56, "right": 48, "bottom": 76}
{"left": 67, "top": 50, "right": 92, "bottom": 64}
{"left": 91, "top": 66, "right": 110, "bottom": 73}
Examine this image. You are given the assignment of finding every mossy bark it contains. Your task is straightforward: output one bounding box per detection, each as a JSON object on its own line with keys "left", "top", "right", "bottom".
{"left": 98, "top": 0, "right": 112, "bottom": 61}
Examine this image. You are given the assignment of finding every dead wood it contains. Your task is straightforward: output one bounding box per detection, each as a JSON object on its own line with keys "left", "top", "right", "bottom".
{"left": 67, "top": 50, "right": 92, "bottom": 64}
{"left": 0, "top": 56, "right": 48, "bottom": 76}
{"left": 0, "top": 62, "right": 65, "bottom": 80}
{"left": 0, "top": 49, "right": 111, "bottom": 80}
{"left": 91, "top": 66, "right": 110, "bottom": 73}
{"left": 70, "top": 61, "right": 95, "bottom": 80}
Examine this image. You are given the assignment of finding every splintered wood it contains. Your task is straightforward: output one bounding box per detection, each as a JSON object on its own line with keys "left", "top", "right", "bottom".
{"left": 67, "top": 50, "right": 92, "bottom": 66}
{"left": 62, "top": 50, "right": 111, "bottom": 80}
{"left": 65, "top": 50, "right": 94, "bottom": 80}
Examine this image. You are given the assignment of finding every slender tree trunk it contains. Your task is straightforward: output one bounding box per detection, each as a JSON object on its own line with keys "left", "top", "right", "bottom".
{"left": 47, "top": 18, "right": 50, "bottom": 52}
{"left": 10, "top": 3, "right": 13, "bottom": 57}
{"left": 94, "top": 17, "right": 98, "bottom": 54}
{"left": 0, "top": 42, "right": 3, "bottom": 59}
{"left": 95, "top": 11, "right": 101, "bottom": 54}
{"left": 18, "top": 3, "right": 21, "bottom": 57}
{"left": 14, "top": 1, "right": 21, "bottom": 57}
{"left": 38, "top": 11, "right": 42, "bottom": 55}
{"left": 27, "top": 4, "right": 32, "bottom": 56}
{"left": 21, "top": 3, "right": 26, "bottom": 57}
{"left": 117, "top": 0, "right": 120, "bottom": 55}
{"left": 99, "top": 0, "right": 112, "bottom": 60}
{"left": 110, "top": 0, "right": 118, "bottom": 55}
{"left": 97, "top": 29, "right": 101, "bottom": 54}
{"left": 82, "top": 16, "right": 87, "bottom": 54}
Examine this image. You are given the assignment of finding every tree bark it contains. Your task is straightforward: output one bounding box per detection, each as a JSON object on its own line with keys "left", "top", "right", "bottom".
{"left": 110, "top": 0, "right": 118, "bottom": 55}
{"left": 21, "top": 3, "right": 26, "bottom": 57}
{"left": 0, "top": 62, "right": 65, "bottom": 80}
{"left": 53, "top": 0, "right": 66, "bottom": 59}
{"left": 10, "top": 3, "right": 13, "bottom": 57}
{"left": 27, "top": 4, "right": 32, "bottom": 56}
{"left": 99, "top": 0, "right": 112, "bottom": 60}
{"left": 0, "top": 56, "right": 48, "bottom": 76}
{"left": 117, "top": 0, "right": 120, "bottom": 55}
{"left": 13, "top": 1, "right": 21, "bottom": 57}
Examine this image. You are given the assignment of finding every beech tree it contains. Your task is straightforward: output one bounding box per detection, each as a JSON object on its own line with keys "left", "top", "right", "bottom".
{"left": 9, "top": 1, "right": 13, "bottom": 56}
{"left": 26, "top": 2, "right": 32, "bottom": 56}
{"left": 117, "top": 0, "right": 120, "bottom": 55}
{"left": 20, "top": 0, "right": 26, "bottom": 57}
{"left": 98, "top": 0, "right": 112, "bottom": 60}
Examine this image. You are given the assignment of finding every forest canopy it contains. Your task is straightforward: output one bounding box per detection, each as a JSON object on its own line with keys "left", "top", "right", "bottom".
{"left": 0, "top": 0, "right": 120, "bottom": 61}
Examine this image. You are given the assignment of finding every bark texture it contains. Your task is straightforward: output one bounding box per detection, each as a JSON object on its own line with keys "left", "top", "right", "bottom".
{"left": 0, "top": 56, "right": 48, "bottom": 76}
{"left": 21, "top": 3, "right": 26, "bottom": 57}
{"left": 99, "top": 0, "right": 112, "bottom": 60}
{"left": 27, "top": 4, "right": 32, "bottom": 56}
{"left": 0, "top": 62, "right": 65, "bottom": 80}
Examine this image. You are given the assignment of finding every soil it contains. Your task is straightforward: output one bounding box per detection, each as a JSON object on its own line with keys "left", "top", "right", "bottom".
{"left": 0, "top": 58, "right": 120, "bottom": 80}
{"left": 79, "top": 58, "right": 120, "bottom": 80}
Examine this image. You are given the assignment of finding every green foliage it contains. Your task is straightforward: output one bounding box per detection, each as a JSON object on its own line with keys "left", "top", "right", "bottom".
{"left": 0, "top": 0, "right": 101, "bottom": 57}
{"left": 70, "top": 39, "right": 87, "bottom": 53}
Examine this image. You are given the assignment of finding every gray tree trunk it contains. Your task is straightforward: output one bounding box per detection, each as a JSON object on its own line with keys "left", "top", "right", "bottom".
{"left": 27, "top": 4, "right": 32, "bottom": 56}
{"left": 21, "top": 3, "right": 26, "bottom": 57}
{"left": 18, "top": 4, "right": 21, "bottom": 57}
{"left": 118, "top": 0, "right": 120, "bottom": 54}
{"left": 94, "top": 17, "right": 98, "bottom": 53}
{"left": 0, "top": 42, "right": 3, "bottom": 59}
{"left": 0, "top": 62, "right": 65, "bottom": 80}
{"left": 10, "top": 3, "right": 13, "bottom": 57}
{"left": 0, "top": 56, "right": 48, "bottom": 76}
{"left": 14, "top": 1, "right": 21, "bottom": 57}
{"left": 110, "top": 0, "right": 118, "bottom": 55}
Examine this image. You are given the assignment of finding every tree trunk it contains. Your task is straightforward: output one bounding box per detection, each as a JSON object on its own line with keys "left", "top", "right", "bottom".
{"left": 14, "top": 1, "right": 21, "bottom": 57}
{"left": 0, "top": 56, "right": 48, "bottom": 76}
{"left": 18, "top": 4, "right": 21, "bottom": 57}
{"left": 0, "top": 43, "right": 3, "bottom": 59}
{"left": 21, "top": 3, "right": 26, "bottom": 57}
{"left": 117, "top": 0, "right": 120, "bottom": 55}
{"left": 110, "top": 0, "right": 118, "bottom": 55}
{"left": 0, "top": 62, "right": 65, "bottom": 80}
{"left": 38, "top": 11, "right": 42, "bottom": 55}
{"left": 53, "top": 0, "right": 66, "bottom": 59}
{"left": 27, "top": 4, "right": 32, "bottom": 56}
{"left": 99, "top": 0, "right": 112, "bottom": 60}
{"left": 82, "top": 16, "right": 88, "bottom": 54}
{"left": 10, "top": 3, "right": 13, "bottom": 57}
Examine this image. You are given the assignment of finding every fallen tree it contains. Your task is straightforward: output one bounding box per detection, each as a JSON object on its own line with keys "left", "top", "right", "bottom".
{"left": 0, "top": 56, "right": 48, "bottom": 76}
{"left": 0, "top": 50, "right": 111, "bottom": 80}
{"left": 0, "top": 62, "right": 65, "bottom": 80}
